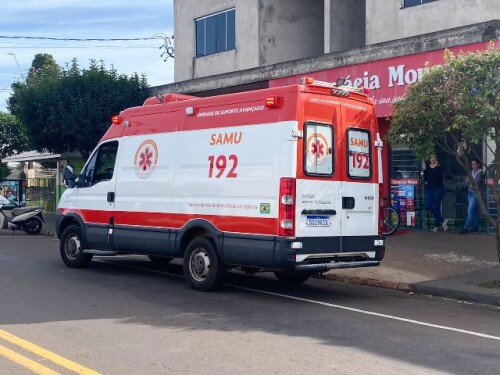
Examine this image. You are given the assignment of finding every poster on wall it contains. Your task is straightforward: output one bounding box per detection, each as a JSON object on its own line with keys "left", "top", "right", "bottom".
{"left": 390, "top": 179, "right": 418, "bottom": 227}
{"left": 0, "top": 180, "right": 22, "bottom": 204}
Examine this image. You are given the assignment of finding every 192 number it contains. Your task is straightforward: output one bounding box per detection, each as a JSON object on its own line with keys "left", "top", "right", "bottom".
{"left": 350, "top": 151, "right": 369, "bottom": 169}
{"left": 208, "top": 154, "right": 238, "bottom": 178}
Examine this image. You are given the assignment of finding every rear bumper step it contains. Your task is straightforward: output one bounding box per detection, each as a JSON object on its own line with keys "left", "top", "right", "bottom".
{"left": 295, "top": 260, "right": 380, "bottom": 272}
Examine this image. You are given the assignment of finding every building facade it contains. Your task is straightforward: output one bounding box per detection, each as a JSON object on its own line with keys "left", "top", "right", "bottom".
{"left": 159, "top": 1, "right": 500, "bottom": 232}
{"left": 173, "top": 0, "right": 500, "bottom": 82}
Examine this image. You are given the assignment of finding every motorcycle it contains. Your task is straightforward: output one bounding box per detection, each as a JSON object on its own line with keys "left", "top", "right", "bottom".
{"left": 0, "top": 196, "right": 45, "bottom": 235}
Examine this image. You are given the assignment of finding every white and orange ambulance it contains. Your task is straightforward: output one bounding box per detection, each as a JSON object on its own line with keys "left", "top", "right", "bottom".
{"left": 56, "top": 77, "right": 385, "bottom": 291}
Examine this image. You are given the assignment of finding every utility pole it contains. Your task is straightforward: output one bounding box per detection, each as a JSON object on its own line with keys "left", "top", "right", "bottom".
{"left": 7, "top": 52, "right": 25, "bottom": 80}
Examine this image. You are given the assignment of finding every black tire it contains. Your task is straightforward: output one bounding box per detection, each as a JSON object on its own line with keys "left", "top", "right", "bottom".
{"left": 382, "top": 207, "right": 400, "bottom": 236}
{"left": 183, "top": 237, "right": 225, "bottom": 291}
{"left": 274, "top": 271, "right": 312, "bottom": 285}
{"left": 60, "top": 225, "right": 93, "bottom": 268}
{"left": 24, "top": 217, "right": 42, "bottom": 235}
{"left": 148, "top": 255, "right": 174, "bottom": 266}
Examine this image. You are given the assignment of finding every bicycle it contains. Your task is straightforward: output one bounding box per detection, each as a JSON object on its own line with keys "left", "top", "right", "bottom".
{"left": 381, "top": 206, "right": 400, "bottom": 236}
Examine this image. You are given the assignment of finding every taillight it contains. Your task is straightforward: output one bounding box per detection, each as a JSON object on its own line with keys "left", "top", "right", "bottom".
{"left": 279, "top": 178, "right": 296, "bottom": 237}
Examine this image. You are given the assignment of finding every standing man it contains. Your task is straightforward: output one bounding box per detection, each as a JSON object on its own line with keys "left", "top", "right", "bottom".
{"left": 460, "top": 159, "right": 484, "bottom": 234}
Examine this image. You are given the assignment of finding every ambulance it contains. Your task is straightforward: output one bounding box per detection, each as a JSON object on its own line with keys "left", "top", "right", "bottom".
{"left": 56, "top": 77, "right": 385, "bottom": 291}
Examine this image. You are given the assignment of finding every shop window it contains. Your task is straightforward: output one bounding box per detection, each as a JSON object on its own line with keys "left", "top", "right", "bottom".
{"left": 402, "top": 0, "right": 437, "bottom": 8}
{"left": 196, "top": 9, "right": 235, "bottom": 57}
{"left": 304, "top": 122, "right": 334, "bottom": 176}
{"left": 347, "top": 128, "right": 371, "bottom": 179}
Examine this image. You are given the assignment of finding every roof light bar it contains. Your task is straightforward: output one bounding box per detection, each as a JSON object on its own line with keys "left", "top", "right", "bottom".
{"left": 301, "top": 76, "right": 369, "bottom": 96}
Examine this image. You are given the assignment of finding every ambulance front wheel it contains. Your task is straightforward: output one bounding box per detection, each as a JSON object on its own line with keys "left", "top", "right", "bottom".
{"left": 274, "top": 271, "right": 312, "bottom": 285}
{"left": 183, "top": 237, "right": 226, "bottom": 291}
{"left": 60, "top": 225, "right": 93, "bottom": 268}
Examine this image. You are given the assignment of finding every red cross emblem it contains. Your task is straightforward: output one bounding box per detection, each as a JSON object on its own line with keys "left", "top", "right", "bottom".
{"left": 139, "top": 147, "right": 153, "bottom": 171}
{"left": 310, "top": 140, "right": 325, "bottom": 157}
{"left": 134, "top": 140, "right": 158, "bottom": 179}
{"left": 306, "top": 133, "right": 329, "bottom": 165}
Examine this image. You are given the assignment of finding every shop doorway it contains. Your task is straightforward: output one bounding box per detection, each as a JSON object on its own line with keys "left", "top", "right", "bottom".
{"left": 389, "top": 145, "right": 485, "bottom": 232}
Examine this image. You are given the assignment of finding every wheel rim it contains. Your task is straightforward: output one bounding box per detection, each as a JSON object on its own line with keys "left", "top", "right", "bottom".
{"left": 189, "top": 247, "right": 211, "bottom": 282}
{"left": 65, "top": 234, "right": 82, "bottom": 260}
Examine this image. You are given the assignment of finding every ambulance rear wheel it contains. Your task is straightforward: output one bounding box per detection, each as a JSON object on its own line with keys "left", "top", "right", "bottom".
{"left": 274, "top": 271, "right": 312, "bottom": 285}
{"left": 183, "top": 237, "right": 226, "bottom": 291}
{"left": 60, "top": 225, "right": 93, "bottom": 268}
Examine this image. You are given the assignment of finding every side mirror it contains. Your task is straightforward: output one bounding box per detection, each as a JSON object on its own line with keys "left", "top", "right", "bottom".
{"left": 63, "top": 165, "right": 76, "bottom": 188}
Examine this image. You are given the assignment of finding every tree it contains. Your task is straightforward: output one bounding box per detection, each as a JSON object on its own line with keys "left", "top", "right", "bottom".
{"left": 28, "top": 53, "right": 60, "bottom": 80}
{"left": 8, "top": 56, "right": 149, "bottom": 158}
{"left": 0, "top": 163, "right": 10, "bottom": 181}
{"left": 0, "top": 112, "right": 28, "bottom": 182}
{"left": 0, "top": 112, "right": 30, "bottom": 158}
{"left": 387, "top": 46, "right": 500, "bottom": 262}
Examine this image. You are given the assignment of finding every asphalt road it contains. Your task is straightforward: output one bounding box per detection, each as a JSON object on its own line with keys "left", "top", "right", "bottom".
{"left": 0, "top": 231, "right": 499, "bottom": 375}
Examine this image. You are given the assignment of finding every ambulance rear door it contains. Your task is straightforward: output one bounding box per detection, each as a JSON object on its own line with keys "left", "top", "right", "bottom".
{"left": 340, "top": 102, "right": 379, "bottom": 246}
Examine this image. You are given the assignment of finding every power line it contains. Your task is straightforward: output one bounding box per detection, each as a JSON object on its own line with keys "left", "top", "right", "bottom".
{"left": 0, "top": 46, "right": 157, "bottom": 49}
{"left": 0, "top": 35, "right": 162, "bottom": 41}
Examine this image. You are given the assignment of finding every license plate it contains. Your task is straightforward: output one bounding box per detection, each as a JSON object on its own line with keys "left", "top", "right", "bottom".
{"left": 306, "top": 215, "right": 330, "bottom": 227}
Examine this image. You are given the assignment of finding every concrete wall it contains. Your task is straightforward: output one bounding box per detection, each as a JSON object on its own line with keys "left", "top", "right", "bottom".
{"left": 174, "top": 0, "right": 260, "bottom": 82}
{"left": 366, "top": 0, "right": 500, "bottom": 44}
{"left": 154, "top": 20, "right": 499, "bottom": 97}
{"left": 258, "top": 0, "right": 324, "bottom": 66}
{"left": 329, "top": 0, "right": 366, "bottom": 52}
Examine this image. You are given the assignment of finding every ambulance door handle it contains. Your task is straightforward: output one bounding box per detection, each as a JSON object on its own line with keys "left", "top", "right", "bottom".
{"left": 342, "top": 197, "right": 355, "bottom": 209}
{"left": 107, "top": 192, "right": 115, "bottom": 203}
{"left": 302, "top": 209, "right": 336, "bottom": 215}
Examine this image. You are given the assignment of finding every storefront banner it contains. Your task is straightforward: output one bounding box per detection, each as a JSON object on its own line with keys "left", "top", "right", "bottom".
{"left": 390, "top": 178, "right": 419, "bottom": 185}
{"left": 270, "top": 41, "right": 499, "bottom": 117}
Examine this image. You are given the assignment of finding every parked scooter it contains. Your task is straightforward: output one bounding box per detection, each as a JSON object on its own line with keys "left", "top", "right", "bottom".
{"left": 0, "top": 196, "right": 44, "bottom": 234}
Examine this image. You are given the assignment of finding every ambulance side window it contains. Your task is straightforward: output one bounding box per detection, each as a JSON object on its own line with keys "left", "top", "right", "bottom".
{"left": 303, "top": 122, "right": 334, "bottom": 176}
{"left": 347, "top": 128, "right": 371, "bottom": 179}
{"left": 82, "top": 141, "right": 119, "bottom": 187}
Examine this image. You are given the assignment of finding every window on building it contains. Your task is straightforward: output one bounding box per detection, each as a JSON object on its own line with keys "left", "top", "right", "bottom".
{"left": 196, "top": 8, "right": 235, "bottom": 57}
{"left": 402, "top": 0, "right": 436, "bottom": 7}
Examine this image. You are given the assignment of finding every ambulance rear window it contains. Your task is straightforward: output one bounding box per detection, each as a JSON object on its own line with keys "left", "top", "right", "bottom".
{"left": 303, "top": 122, "right": 333, "bottom": 176}
{"left": 347, "top": 128, "right": 371, "bottom": 179}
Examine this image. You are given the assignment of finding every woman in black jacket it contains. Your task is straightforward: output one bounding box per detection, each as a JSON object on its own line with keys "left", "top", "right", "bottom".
{"left": 423, "top": 154, "right": 447, "bottom": 232}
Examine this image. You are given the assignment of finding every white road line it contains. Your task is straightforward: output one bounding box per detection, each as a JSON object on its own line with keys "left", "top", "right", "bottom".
{"left": 94, "top": 259, "right": 500, "bottom": 342}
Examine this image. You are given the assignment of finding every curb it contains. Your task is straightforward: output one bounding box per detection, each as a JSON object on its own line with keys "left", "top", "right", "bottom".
{"left": 323, "top": 273, "right": 411, "bottom": 292}
{"left": 321, "top": 271, "right": 500, "bottom": 307}
{"left": 410, "top": 283, "right": 500, "bottom": 306}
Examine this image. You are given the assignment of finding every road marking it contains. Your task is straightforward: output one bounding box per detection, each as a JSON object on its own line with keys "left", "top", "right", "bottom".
{"left": 95, "top": 259, "right": 500, "bottom": 342}
{"left": 0, "top": 344, "right": 60, "bottom": 375}
{"left": 0, "top": 329, "right": 101, "bottom": 374}
{"left": 231, "top": 285, "right": 500, "bottom": 342}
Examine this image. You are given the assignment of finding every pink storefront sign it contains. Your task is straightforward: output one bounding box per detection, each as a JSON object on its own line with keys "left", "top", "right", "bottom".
{"left": 270, "top": 41, "right": 499, "bottom": 118}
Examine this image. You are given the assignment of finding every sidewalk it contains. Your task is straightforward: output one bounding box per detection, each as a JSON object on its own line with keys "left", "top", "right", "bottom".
{"left": 12, "top": 213, "right": 500, "bottom": 306}
{"left": 326, "top": 230, "right": 500, "bottom": 306}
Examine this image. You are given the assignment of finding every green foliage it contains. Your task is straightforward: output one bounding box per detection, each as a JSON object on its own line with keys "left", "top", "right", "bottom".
{"left": 0, "top": 112, "right": 30, "bottom": 157}
{"left": 388, "top": 47, "right": 500, "bottom": 162}
{"left": 8, "top": 56, "right": 150, "bottom": 158}
{"left": 388, "top": 46, "right": 500, "bottom": 260}
{"left": 0, "top": 162, "right": 10, "bottom": 180}
{"left": 28, "top": 53, "right": 60, "bottom": 80}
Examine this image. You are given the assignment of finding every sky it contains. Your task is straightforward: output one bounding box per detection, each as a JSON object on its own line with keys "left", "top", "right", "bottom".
{"left": 0, "top": 0, "right": 174, "bottom": 112}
